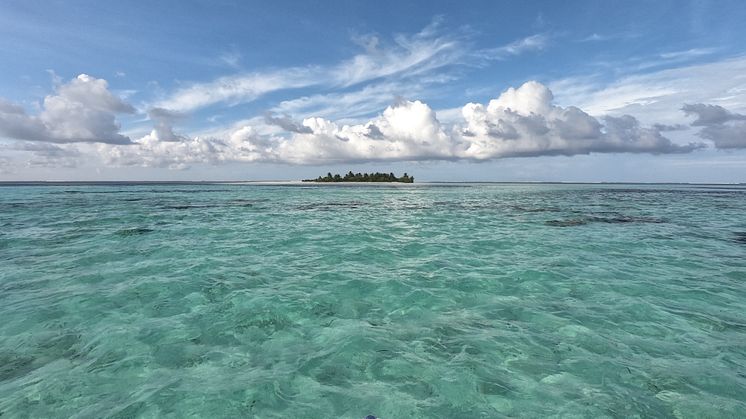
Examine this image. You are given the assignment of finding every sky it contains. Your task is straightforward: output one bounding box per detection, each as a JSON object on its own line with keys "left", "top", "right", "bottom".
{"left": 1, "top": 0, "right": 746, "bottom": 182}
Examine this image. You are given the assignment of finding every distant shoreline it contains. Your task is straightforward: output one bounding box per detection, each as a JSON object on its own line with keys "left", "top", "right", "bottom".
{"left": 1, "top": 181, "right": 745, "bottom": 186}
{"left": 303, "top": 172, "right": 414, "bottom": 183}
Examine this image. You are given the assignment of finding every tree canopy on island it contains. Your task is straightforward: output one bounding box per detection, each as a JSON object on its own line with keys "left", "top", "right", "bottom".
{"left": 303, "top": 171, "right": 414, "bottom": 183}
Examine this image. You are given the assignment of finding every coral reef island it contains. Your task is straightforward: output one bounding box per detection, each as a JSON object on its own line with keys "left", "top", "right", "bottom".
{"left": 303, "top": 171, "right": 414, "bottom": 183}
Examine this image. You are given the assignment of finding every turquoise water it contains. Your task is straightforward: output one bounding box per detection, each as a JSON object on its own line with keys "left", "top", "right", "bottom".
{"left": 1, "top": 183, "right": 745, "bottom": 418}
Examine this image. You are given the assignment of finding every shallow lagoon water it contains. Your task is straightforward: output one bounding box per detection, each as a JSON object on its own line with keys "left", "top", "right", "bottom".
{"left": 1, "top": 183, "right": 745, "bottom": 418}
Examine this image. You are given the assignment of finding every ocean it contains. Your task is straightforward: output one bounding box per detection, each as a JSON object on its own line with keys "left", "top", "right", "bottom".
{"left": 1, "top": 183, "right": 745, "bottom": 418}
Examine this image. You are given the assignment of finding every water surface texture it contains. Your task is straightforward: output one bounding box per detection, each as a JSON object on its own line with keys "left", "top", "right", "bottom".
{"left": 1, "top": 183, "right": 745, "bottom": 418}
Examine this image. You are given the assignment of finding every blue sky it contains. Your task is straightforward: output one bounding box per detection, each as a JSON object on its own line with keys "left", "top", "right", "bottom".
{"left": 1, "top": 0, "right": 746, "bottom": 181}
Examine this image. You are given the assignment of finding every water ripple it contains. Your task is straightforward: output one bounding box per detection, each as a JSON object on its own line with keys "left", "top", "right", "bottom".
{"left": 0, "top": 184, "right": 745, "bottom": 417}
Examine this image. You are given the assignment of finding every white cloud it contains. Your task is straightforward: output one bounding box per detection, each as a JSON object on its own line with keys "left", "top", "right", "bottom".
{"left": 682, "top": 103, "right": 746, "bottom": 126}
{"left": 550, "top": 55, "right": 746, "bottom": 126}
{"left": 695, "top": 123, "right": 746, "bottom": 149}
{"left": 155, "top": 23, "right": 462, "bottom": 113}
{"left": 141, "top": 107, "right": 189, "bottom": 142}
{"left": 263, "top": 113, "right": 312, "bottom": 134}
{"left": 329, "top": 27, "right": 459, "bottom": 87}
{"left": 659, "top": 48, "right": 716, "bottom": 60}
{"left": 154, "top": 68, "right": 318, "bottom": 113}
{"left": 455, "top": 81, "right": 699, "bottom": 159}
{"left": 270, "top": 79, "right": 439, "bottom": 122}
{"left": 479, "top": 34, "right": 549, "bottom": 60}
{"left": 98, "top": 81, "right": 701, "bottom": 169}
{"left": 577, "top": 32, "right": 640, "bottom": 43}
{"left": 278, "top": 98, "right": 455, "bottom": 164}
{"left": 683, "top": 103, "right": 746, "bottom": 149}
{"left": 0, "top": 74, "right": 135, "bottom": 144}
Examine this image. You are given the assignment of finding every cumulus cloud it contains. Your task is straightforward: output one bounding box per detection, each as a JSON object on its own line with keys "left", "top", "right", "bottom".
{"left": 683, "top": 103, "right": 746, "bottom": 149}
{"left": 455, "top": 81, "right": 701, "bottom": 158}
{"left": 98, "top": 123, "right": 280, "bottom": 169}
{"left": 263, "top": 113, "right": 312, "bottom": 134}
{"left": 682, "top": 103, "right": 746, "bottom": 126}
{"left": 275, "top": 99, "right": 456, "bottom": 164}
{"left": 99, "top": 81, "right": 701, "bottom": 169}
{"left": 0, "top": 74, "right": 134, "bottom": 144}
{"left": 141, "top": 107, "right": 189, "bottom": 142}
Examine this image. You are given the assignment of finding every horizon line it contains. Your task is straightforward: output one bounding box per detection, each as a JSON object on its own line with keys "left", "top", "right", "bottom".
{"left": 1, "top": 180, "right": 745, "bottom": 186}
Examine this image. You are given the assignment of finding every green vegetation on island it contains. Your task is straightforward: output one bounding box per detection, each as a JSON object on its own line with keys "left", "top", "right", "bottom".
{"left": 303, "top": 171, "right": 414, "bottom": 183}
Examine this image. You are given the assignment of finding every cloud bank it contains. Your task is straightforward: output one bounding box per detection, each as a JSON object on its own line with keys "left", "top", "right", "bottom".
{"left": 97, "top": 80, "right": 704, "bottom": 168}
{"left": 5, "top": 72, "right": 744, "bottom": 171}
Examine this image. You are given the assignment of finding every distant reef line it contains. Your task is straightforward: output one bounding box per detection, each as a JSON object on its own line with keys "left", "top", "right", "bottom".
{"left": 303, "top": 171, "right": 414, "bottom": 183}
